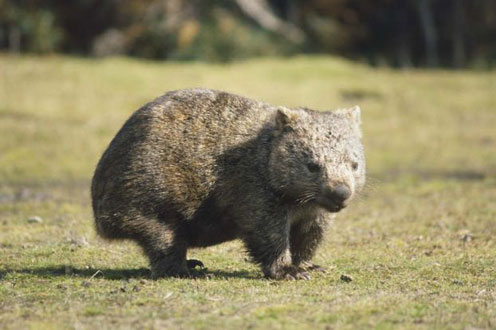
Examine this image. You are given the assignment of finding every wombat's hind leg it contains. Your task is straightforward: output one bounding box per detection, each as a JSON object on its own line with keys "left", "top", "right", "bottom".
{"left": 148, "top": 250, "right": 190, "bottom": 279}
{"left": 147, "top": 244, "right": 190, "bottom": 279}
{"left": 135, "top": 221, "right": 190, "bottom": 279}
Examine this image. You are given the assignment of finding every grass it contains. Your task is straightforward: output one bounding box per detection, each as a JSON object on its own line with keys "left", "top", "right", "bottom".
{"left": 0, "top": 54, "right": 495, "bottom": 329}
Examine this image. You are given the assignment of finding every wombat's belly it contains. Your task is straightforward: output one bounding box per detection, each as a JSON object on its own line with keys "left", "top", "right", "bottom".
{"left": 185, "top": 219, "right": 239, "bottom": 247}
{"left": 183, "top": 197, "right": 240, "bottom": 247}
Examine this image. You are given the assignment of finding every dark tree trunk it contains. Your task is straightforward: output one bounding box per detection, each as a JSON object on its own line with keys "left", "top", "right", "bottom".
{"left": 287, "top": 0, "right": 300, "bottom": 26}
{"left": 395, "top": 1, "right": 412, "bottom": 68}
{"left": 452, "top": 0, "right": 466, "bottom": 68}
{"left": 416, "top": 0, "right": 439, "bottom": 67}
{"left": 8, "top": 26, "right": 21, "bottom": 53}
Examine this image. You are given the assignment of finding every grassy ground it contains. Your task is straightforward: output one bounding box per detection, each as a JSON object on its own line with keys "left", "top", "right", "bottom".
{"left": 0, "top": 54, "right": 495, "bottom": 329}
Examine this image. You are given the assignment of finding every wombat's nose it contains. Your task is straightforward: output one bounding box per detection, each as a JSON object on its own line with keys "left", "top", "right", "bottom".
{"left": 318, "top": 183, "right": 352, "bottom": 212}
{"left": 329, "top": 184, "right": 351, "bottom": 203}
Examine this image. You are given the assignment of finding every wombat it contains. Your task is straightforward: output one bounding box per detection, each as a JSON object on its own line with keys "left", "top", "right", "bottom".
{"left": 91, "top": 88, "right": 365, "bottom": 280}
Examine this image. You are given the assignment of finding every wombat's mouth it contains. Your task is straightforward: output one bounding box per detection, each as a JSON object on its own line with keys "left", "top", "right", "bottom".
{"left": 316, "top": 196, "right": 347, "bottom": 213}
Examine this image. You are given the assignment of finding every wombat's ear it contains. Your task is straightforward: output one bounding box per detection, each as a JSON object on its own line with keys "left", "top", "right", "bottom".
{"left": 336, "top": 105, "right": 361, "bottom": 127}
{"left": 335, "top": 106, "right": 362, "bottom": 138}
{"left": 274, "top": 108, "right": 295, "bottom": 135}
{"left": 349, "top": 105, "right": 361, "bottom": 128}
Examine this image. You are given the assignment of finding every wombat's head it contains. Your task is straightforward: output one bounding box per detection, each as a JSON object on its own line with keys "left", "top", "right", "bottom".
{"left": 268, "top": 106, "right": 365, "bottom": 212}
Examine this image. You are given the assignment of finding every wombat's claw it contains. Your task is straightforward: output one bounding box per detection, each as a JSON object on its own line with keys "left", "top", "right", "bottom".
{"left": 302, "top": 262, "right": 326, "bottom": 273}
{"left": 297, "top": 269, "right": 311, "bottom": 280}
{"left": 187, "top": 259, "right": 205, "bottom": 270}
{"left": 283, "top": 267, "right": 311, "bottom": 281}
{"left": 285, "top": 272, "right": 311, "bottom": 281}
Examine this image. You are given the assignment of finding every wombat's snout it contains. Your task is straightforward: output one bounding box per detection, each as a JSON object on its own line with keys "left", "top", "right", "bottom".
{"left": 318, "top": 183, "right": 352, "bottom": 212}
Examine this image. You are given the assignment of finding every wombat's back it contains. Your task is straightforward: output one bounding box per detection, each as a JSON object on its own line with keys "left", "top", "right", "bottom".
{"left": 91, "top": 89, "right": 276, "bottom": 239}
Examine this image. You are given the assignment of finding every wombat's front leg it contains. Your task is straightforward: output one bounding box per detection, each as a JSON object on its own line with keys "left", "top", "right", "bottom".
{"left": 290, "top": 219, "right": 326, "bottom": 270}
{"left": 243, "top": 213, "right": 310, "bottom": 280}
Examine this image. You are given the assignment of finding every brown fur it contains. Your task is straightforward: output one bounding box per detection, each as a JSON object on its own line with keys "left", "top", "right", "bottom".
{"left": 91, "top": 89, "right": 365, "bottom": 280}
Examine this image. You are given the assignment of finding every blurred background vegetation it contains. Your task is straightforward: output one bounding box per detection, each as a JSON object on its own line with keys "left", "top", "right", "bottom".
{"left": 1, "top": 0, "right": 495, "bottom": 67}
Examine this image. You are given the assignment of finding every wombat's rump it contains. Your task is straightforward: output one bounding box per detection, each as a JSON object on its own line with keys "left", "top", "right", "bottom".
{"left": 91, "top": 89, "right": 365, "bottom": 280}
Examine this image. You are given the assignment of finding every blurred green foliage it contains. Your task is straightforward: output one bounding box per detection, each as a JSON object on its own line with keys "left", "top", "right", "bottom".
{"left": 0, "top": 1, "right": 62, "bottom": 53}
{"left": 1, "top": 0, "right": 495, "bottom": 66}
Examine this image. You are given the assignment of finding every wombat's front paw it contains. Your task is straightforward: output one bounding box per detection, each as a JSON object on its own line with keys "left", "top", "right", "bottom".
{"left": 266, "top": 266, "right": 311, "bottom": 281}
{"left": 284, "top": 266, "right": 311, "bottom": 280}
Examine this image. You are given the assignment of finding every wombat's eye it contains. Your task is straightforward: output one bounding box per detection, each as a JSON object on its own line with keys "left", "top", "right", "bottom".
{"left": 306, "top": 162, "right": 321, "bottom": 173}
{"left": 351, "top": 161, "right": 359, "bottom": 171}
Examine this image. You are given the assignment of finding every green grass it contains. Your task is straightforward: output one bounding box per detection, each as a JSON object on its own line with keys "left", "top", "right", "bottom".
{"left": 1, "top": 54, "right": 495, "bottom": 329}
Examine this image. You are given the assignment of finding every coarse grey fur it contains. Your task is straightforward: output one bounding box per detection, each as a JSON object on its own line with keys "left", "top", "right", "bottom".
{"left": 91, "top": 88, "right": 365, "bottom": 280}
